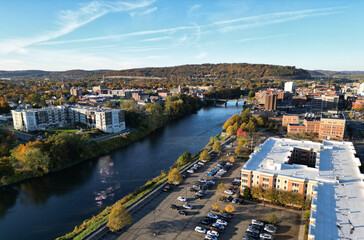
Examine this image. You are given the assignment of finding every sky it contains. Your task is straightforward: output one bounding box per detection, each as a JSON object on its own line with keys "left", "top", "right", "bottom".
{"left": 0, "top": 0, "right": 363, "bottom": 71}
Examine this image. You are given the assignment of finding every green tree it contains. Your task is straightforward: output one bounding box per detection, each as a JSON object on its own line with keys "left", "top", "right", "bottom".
{"left": 107, "top": 203, "right": 132, "bottom": 232}
{"left": 251, "top": 186, "right": 263, "bottom": 199}
{"left": 212, "top": 140, "right": 222, "bottom": 154}
{"left": 263, "top": 188, "right": 278, "bottom": 203}
{"left": 168, "top": 168, "right": 183, "bottom": 184}
{"left": 104, "top": 102, "right": 113, "bottom": 108}
{"left": 199, "top": 149, "right": 210, "bottom": 161}
{"left": 243, "top": 187, "right": 252, "bottom": 199}
{"left": 257, "top": 117, "right": 265, "bottom": 127}
{"left": 10, "top": 145, "right": 50, "bottom": 175}
{"left": 265, "top": 213, "right": 278, "bottom": 225}
{"left": 234, "top": 144, "right": 244, "bottom": 155}
{"left": 0, "top": 157, "right": 14, "bottom": 176}
{"left": 304, "top": 210, "right": 311, "bottom": 221}
{"left": 226, "top": 126, "right": 235, "bottom": 135}
{"left": 176, "top": 152, "right": 191, "bottom": 166}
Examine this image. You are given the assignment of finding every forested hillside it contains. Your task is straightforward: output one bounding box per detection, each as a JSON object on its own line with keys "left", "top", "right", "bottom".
{"left": 0, "top": 63, "right": 310, "bottom": 80}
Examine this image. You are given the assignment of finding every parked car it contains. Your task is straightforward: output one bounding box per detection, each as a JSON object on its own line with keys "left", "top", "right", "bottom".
{"left": 249, "top": 223, "right": 262, "bottom": 231}
{"left": 199, "top": 179, "right": 207, "bottom": 183}
{"left": 260, "top": 232, "right": 273, "bottom": 240}
{"left": 245, "top": 230, "right": 259, "bottom": 239}
{"left": 194, "top": 194, "right": 203, "bottom": 199}
{"left": 194, "top": 226, "right": 206, "bottom": 233}
{"left": 189, "top": 187, "right": 198, "bottom": 192}
{"left": 178, "top": 210, "right": 188, "bottom": 216}
{"left": 211, "top": 223, "right": 225, "bottom": 231}
{"left": 206, "top": 230, "right": 219, "bottom": 237}
{"left": 183, "top": 203, "right": 193, "bottom": 209}
{"left": 216, "top": 219, "right": 228, "bottom": 226}
{"left": 177, "top": 196, "right": 187, "bottom": 202}
{"left": 207, "top": 213, "right": 219, "bottom": 219}
{"left": 170, "top": 204, "right": 179, "bottom": 210}
{"left": 197, "top": 161, "right": 205, "bottom": 165}
{"left": 224, "top": 190, "right": 234, "bottom": 195}
{"left": 198, "top": 190, "right": 207, "bottom": 195}
{"left": 232, "top": 197, "right": 244, "bottom": 204}
{"left": 264, "top": 224, "right": 277, "bottom": 233}
{"left": 247, "top": 226, "right": 260, "bottom": 234}
{"left": 242, "top": 235, "right": 256, "bottom": 240}
{"left": 212, "top": 177, "right": 220, "bottom": 181}
{"left": 187, "top": 169, "right": 195, "bottom": 174}
{"left": 251, "top": 219, "right": 264, "bottom": 226}
{"left": 204, "top": 234, "right": 218, "bottom": 240}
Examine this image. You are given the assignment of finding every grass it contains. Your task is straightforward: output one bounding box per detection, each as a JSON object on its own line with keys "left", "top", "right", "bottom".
{"left": 47, "top": 127, "right": 79, "bottom": 134}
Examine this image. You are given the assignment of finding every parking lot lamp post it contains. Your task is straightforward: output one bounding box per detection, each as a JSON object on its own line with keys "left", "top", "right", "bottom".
{"left": 152, "top": 210, "right": 157, "bottom": 236}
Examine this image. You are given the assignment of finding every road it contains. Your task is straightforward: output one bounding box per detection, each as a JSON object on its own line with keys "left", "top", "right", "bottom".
{"left": 97, "top": 137, "right": 302, "bottom": 240}
{"left": 90, "top": 128, "right": 132, "bottom": 143}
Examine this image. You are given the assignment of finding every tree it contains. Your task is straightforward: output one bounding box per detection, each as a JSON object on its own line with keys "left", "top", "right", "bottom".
{"left": 176, "top": 152, "right": 191, "bottom": 166}
{"left": 251, "top": 186, "right": 263, "bottom": 199}
{"left": 207, "top": 137, "right": 214, "bottom": 147}
{"left": 168, "top": 168, "right": 183, "bottom": 184}
{"left": 220, "top": 156, "right": 228, "bottom": 162}
{"left": 107, "top": 203, "right": 132, "bottom": 232}
{"left": 68, "top": 95, "right": 78, "bottom": 103}
{"left": 229, "top": 157, "right": 235, "bottom": 163}
{"left": 304, "top": 210, "right": 311, "bottom": 221}
{"left": 225, "top": 204, "right": 235, "bottom": 214}
{"left": 234, "top": 145, "right": 244, "bottom": 155}
{"left": 104, "top": 102, "right": 113, "bottom": 108}
{"left": 199, "top": 149, "right": 210, "bottom": 161}
{"left": 263, "top": 188, "right": 278, "bottom": 203}
{"left": 226, "top": 126, "right": 235, "bottom": 136}
{"left": 243, "top": 187, "right": 252, "bottom": 199}
{"left": 265, "top": 213, "right": 278, "bottom": 225}
{"left": 212, "top": 140, "right": 222, "bottom": 154}
{"left": 212, "top": 202, "right": 219, "bottom": 210}
{"left": 257, "top": 117, "right": 265, "bottom": 127}
{"left": 216, "top": 183, "right": 227, "bottom": 195}
{"left": 146, "top": 102, "right": 165, "bottom": 131}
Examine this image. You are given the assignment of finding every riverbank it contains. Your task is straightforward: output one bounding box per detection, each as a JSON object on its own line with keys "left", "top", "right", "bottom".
{"left": 0, "top": 95, "right": 205, "bottom": 187}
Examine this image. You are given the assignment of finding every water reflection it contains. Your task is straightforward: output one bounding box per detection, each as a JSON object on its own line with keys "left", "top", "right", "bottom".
{"left": 0, "top": 101, "right": 243, "bottom": 240}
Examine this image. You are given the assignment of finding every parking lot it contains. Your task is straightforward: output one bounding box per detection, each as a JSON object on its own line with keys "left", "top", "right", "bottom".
{"left": 101, "top": 140, "right": 302, "bottom": 240}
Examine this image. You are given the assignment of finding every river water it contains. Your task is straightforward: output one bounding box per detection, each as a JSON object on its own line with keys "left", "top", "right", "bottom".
{"left": 0, "top": 101, "right": 243, "bottom": 240}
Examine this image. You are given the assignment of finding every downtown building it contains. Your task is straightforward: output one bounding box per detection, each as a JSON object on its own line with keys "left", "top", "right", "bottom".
{"left": 11, "top": 105, "right": 125, "bottom": 133}
{"left": 241, "top": 137, "right": 364, "bottom": 239}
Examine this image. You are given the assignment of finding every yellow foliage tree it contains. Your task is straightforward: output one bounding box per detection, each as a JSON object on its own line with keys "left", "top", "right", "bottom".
{"left": 229, "top": 157, "right": 235, "bottom": 163}
{"left": 107, "top": 203, "right": 132, "bottom": 232}
{"left": 212, "top": 202, "right": 219, "bottom": 210}
{"left": 225, "top": 204, "right": 235, "bottom": 213}
{"left": 168, "top": 168, "right": 183, "bottom": 184}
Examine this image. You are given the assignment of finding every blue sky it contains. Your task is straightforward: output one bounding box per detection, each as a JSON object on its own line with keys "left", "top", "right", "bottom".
{"left": 0, "top": 0, "right": 363, "bottom": 71}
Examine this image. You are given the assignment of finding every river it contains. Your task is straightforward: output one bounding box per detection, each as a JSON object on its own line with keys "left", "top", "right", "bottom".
{"left": 0, "top": 101, "right": 243, "bottom": 240}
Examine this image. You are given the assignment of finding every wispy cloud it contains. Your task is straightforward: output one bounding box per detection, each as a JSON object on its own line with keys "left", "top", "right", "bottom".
{"left": 0, "top": 0, "right": 155, "bottom": 54}
{"left": 188, "top": 4, "right": 201, "bottom": 14}
{"left": 130, "top": 6, "right": 157, "bottom": 17}
{"left": 138, "top": 36, "right": 170, "bottom": 42}
{"left": 236, "top": 34, "right": 292, "bottom": 43}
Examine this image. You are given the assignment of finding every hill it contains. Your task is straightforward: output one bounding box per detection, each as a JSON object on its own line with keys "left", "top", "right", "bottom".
{"left": 0, "top": 63, "right": 310, "bottom": 80}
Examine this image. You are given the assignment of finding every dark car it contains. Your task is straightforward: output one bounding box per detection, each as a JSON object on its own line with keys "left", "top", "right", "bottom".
{"left": 245, "top": 230, "right": 259, "bottom": 239}
{"left": 178, "top": 210, "right": 188, "bottom": 216}
{"left": 249, "top": 223, "right": 262, "bottom": 231}
{"left": 194, "top": 194, "right": 203, "bottom": 199}
{"left": 163, "top": 185, "right": 173, "bottom": 192}
{"left": 189, "top": 187, "right": 198, "bottom": 192}
{"left": 170, "top": 204, "right": 179, "bottom": 210}
{"left": 242, "top": 235, "right": 256, "bottom": 240}
{"left": 200, "top": 217, "right": 214, "bottom": 225}
{"left": 227, "top": 196, "right": 233, "bottom": 202}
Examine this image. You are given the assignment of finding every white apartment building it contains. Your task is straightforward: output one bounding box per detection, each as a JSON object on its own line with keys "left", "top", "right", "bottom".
{"left": 358, "top": 82, "right": 364, "bottom": 96}
{"left": 241, "top": 138, "right": 364, "bottom": 240}
{"left": 11, "top": 106, "right": 125, "bottom": 133}
{"left": 284, "top": 81, "right": 296, "bottom": 93}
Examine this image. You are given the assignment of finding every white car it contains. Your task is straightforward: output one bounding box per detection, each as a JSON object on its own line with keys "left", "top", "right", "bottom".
{"left": 194, "top": 226, "right": 206, "bottom": 233}
{"left": 205, "top": 235, "right": 217, "bottom": 240}
{"left": 260, "top": 232, "right": 273, "bottom": 239}
{"left": 198, "top": 161, "right": 205, "bottom": 165}
{"left": 183, "top": 203, "right": 193, "bottom": 209}
{"left": 199, "top": 179, "right": 207, "bottom": 183}
{"left": 216, "top": 219, "right": 228, "bottom": 226}
{"left": 251, "top": 219, "right": 264, "bottom": 226}
{"left": 212, "top": 222, "right": 225, "bottom": 230}
{"left": 264, "top": 224, "right": 277, "bottom": 233}
{"left": 247, "top": 226, "right": 260, "bottom": 234}
{"left": 207, "top": 180, "right": 215, "bottom": 185}
{"left": 207, "top": 213, "right": 219, "bottom": 219}
{"left": 177, "top": 196, "right": 187, "bottom": 202}
{"left": 207, "top": 230, "right": 219, "bottom": 237}
{"left": 187, "top": 169, "right": 194, "bottom": 174}
{"left": 224, "top": 190, "right": 234, "bottom": 195}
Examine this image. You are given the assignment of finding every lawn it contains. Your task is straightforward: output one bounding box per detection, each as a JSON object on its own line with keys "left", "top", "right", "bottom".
{"left": 47, "top": 127, "right": 79, "bottom": 134}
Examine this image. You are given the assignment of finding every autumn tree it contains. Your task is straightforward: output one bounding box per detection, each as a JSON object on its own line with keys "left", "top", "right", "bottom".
{"left": 212, "top": 202, "right": 219, "bottom": 210}
{"left": 265, "top": 213, "right": 278, "bottom": 225}
{"left": 229, "top": 157, "right": 235, "bottom": 163}
{"left": 234, "top": 144, "right": 244, "bottom": 155}
{"left": 213, "top": 140, "right": 222, "bottom": 154}
{"left": 168, "top": 168, "right": 183, "bottom": 184}
{"left": 176, "top": 152, "right": 191, "bottom": 167}
{"left": 68, "top": 95, "right": 78, "bottom": 103}
{"left": 107, "top": 203, "right": 132, "bottom": 232}
{"left": 216, "top": 183, "right": 227, "bottom": 195}
{"left": 199, "top": 149, "right": 210, "bottom": 161}
{"left": 225, "top": 204, "right": 235, "bottom": 214}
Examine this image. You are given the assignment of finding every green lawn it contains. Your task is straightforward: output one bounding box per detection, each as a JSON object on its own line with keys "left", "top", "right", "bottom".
{"left": 48, "top": 127, "right": 79, "bottom": 134}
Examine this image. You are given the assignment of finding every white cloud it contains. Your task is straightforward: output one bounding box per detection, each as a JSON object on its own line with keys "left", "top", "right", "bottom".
{"left": 188, "top": 4, "right": 201, "bottom": 14}
{"left": 138, "top": 36, "right": 170, "bottom": 42}
{"left": 0, "top": 0, "right": 155, "bottom": 54}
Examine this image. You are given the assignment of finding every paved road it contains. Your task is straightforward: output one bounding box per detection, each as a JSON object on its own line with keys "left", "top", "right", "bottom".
{"left": 90, "top": 129, "right": 132, "bottom": 143}
{"left": 99, "top": 138, "right": 301, "bottom": 240}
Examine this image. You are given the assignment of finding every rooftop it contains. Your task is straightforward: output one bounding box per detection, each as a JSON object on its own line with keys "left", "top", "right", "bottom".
{"left": 242, "top": 137, "right": 364, "bottom": 239}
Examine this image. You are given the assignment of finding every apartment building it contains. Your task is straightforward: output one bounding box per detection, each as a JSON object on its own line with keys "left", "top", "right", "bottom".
{"left": 284, "top": 81, "right": 296, "bottom": 93}
{"left": 286, "top": 113, "right": 345, "bottom": 140}
{"left": 12, "top": 106, "right": 125, "bottom": 133}
{"left": 282, "top": 115, "right": 300, "bottom": 126}
{"left": 264, "top": 93, "right": 277, "bottom": 111}
{"left": 241, "top": 138, "right": 364, "bottom": 240}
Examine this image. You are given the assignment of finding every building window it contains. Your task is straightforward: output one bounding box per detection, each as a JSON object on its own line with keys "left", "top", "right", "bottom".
{"left": 262, "top": 183, "right": 269, "bottom": 189}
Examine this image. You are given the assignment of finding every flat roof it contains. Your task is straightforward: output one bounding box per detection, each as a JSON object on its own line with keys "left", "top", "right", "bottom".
{"left": 242, "top": 137, "right": 364, "bottom": 239}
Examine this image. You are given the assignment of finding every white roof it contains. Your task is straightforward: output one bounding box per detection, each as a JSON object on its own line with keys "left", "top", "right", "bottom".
{"left": 243, "top": 137, "right": 364, "bottom": 239}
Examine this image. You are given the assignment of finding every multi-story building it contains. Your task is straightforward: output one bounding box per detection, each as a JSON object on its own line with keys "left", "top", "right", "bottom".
{"left": 282, "top": 115, "right": 300, "bottom": 126}
{"left": 284, "top": 81, "right": 296, "bottom": 93}
{"left": 358, "top": 82, "right": 364, "bottom": 96}
{"left": 70, "top": 87, "right": 83, "bottom": 97}
{"left": 11, "top": 106, "right": 125, "bottom": 133}
{"left": 286, "top": 113, "right": 345, "bottom": 140}
{"left": 241, "top": 137, "right": 364, "bottom": 239}
{"left": 311, "top": 95, "right": 339, "bottom": 112}
{"left": 264, "top": 93, "right": 277, "bottom": 111}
